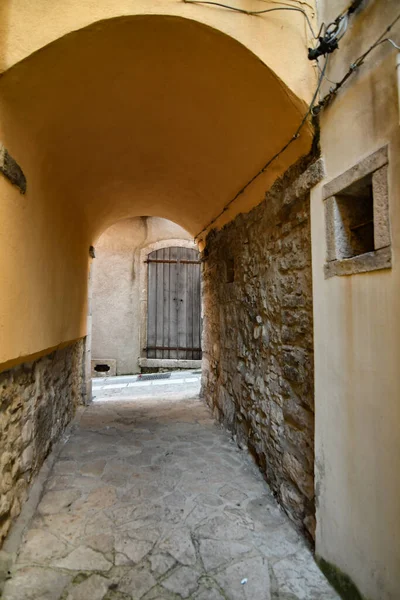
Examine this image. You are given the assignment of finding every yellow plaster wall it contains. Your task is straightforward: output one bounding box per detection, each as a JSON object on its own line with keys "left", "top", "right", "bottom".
{"left": 0, "top": 175, "right": 89, "bottom": 369}
{"left": 0, "top": 10, "right": 316, "bottom": 370}
{"left": 0, "top": 0, "right": 316, "bottom": 105}
{"left": 0, "top": 15, "right": 314, "bottom": 244}
{"left": 311, "top": 1, "right": 400, "bottom": 597}
{"left": 0, "top": 1, "right": 9, "bottom": 73}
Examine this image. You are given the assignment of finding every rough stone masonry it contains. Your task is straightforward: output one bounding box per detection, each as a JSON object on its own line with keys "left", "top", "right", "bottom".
{"left": 201, "top": 158, "right": 324, "bottom": 540}
{"left": 0, "top": 340, "right": 84, "bottom": 547}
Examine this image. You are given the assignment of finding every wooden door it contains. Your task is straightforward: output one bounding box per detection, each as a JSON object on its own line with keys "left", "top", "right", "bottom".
{"left": 146, "top": 247, "right": 202, "bottom": 360}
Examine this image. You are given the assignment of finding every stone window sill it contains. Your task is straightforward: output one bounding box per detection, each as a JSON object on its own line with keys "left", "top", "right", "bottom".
{"left": 324, "top": 246, "right": 391, "bottom": 278}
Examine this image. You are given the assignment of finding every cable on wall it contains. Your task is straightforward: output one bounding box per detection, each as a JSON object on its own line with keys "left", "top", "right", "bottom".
{"left": 383, "top": 38, "right": 400, "bottom": 51}
{"left": 194, "top": 57, "right": 329, "bottom": 241}
{"left": 312, "top": 12, "right": 400, "bottom": 115}
{"left": 187, "top": 0, "right": 400, "bottom": 241}
{"left": 308, "top": 12, "right": 348, "bottom": 60}
{"left": 184, "top": 0, "right": 323, "bottom": 241}
{"left": 183, "top": 0, "right": 318, "bottom": 39}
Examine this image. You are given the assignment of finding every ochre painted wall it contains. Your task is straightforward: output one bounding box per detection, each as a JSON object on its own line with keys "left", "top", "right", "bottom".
{"left": 311, "top": 1, "right": 400, "bottom": 598}
{"left": 0, "top": 9, "right": 316, "bottom": 370}
{"left": 0, "top": 174, "right": 89, "bottom": 370}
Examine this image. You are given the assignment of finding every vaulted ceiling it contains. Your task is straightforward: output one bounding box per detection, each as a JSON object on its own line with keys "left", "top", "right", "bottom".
{"left": 0, "top": 14, "right": 314, "bottom": 245}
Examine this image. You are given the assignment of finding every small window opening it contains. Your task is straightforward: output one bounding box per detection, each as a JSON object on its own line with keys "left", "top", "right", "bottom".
{"left": 323, "top": 147, "right": 391, "bottom": 278}
{"left": 226, "top": 258, "right": 235, "bottom": 283}
{"left": 333, "top": 175, "right": 374, "bottom": 259}
{"left": 94, "top": 363, "right": 111, "bottom": 373}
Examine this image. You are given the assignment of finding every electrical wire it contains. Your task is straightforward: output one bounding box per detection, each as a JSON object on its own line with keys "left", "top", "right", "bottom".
{"left": 312, "top": 11, "right": 400, "bottom": 115}
{"left": 183, "top": 0, "right": 318, "bottom": 39}
{"left": 242, "top": 0, "right": 315, "bottom": 8}
{"left": 317, "top": 58, "right": 339, "bottom": 85}
{"left": 194, "top": 57, "right": 329, "bottom": 241}
{"left": 190, "top": 0, "right": 400, "bottom": 240}
{"left": 379, "top": 38, "right": 400, "bottom": 51}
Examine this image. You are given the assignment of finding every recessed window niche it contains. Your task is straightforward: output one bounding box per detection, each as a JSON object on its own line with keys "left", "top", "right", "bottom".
{"left": 323, "top": 146, "right": 391, "bottom": 278}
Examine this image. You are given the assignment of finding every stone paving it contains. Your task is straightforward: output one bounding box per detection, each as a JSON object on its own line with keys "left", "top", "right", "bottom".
{"left": 92, "top": 372, "right": 201, "bottom": 402}
{"left": 2, "top": 395, "right": 339, "bottom": 600}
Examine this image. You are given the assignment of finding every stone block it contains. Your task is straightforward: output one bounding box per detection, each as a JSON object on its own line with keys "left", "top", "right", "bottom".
{"left": 0, "top": 493, "right": 12, "bottom": 518}
{"left": 53, "top": 546, "right": 112, "bottom": 571}
{"left": 280, "top": 482, "right": 304, "bottom": 521}
{"left": 324, "top": 246, "right": 391, "bottom": 278}
{"left": 91, "top": 358, "right": 116, "bottom": 378}
{"left": 373, "top": 165, "right": 390, "bottom": 250}
{"left": 324, "top": 196, "right": 338, "bottom": 262}
{"left": 283, "top": 364, "right": 305, "bottom": 384}
{"left": 282, "top": 294, "right": 305, "bottom": 308}
{"left": 283, "top": 158, "right": 325, "bottom": 205}
{"left": 66, "top": 575, "right": 110, "bottom": 600}
{"left": 20, "top": 446, "right": 34, "bottom": 473}
{"left": 21, "top": 422, "right": 33, "bottom": 445}
{"left": 303, "top": 514, "right": 316, "bottom": 540}
{"left": 282, "top": 452, "right": 314, "bottom": 500}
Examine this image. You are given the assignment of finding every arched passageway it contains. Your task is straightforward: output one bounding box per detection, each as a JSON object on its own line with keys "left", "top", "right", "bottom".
{"left": 2, "top": 2, "right": 400, "bottom": 599}
{"left": 0, "top": 11, "right": 318, "bottom": 541}
{"left": 0, "top": 13, "right": 314, "bottom": 369}
{"left": 0, "top": 7, "right": 326, "bottom": 596}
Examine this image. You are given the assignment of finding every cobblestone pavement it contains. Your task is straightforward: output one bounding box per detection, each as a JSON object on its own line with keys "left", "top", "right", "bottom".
{"left": 2, "top": 396, "right": 339, "bottom": 600}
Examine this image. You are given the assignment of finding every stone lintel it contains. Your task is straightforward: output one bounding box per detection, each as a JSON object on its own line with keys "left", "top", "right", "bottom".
{"left": 322, "top": 145, "right": 388, "bottom": 201}
{"left": 324, "top": 246, "right": 391, "bottom": 279}
{"left": 283, "top": 158, "right": 326, "bottom": 205}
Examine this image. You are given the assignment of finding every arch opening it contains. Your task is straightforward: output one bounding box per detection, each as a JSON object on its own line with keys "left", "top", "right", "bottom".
{"left": 90, "top": 216, "right": 202, "bottom": 382}
{"left": 0, "top": 13, "right": 314, "bottom": 369}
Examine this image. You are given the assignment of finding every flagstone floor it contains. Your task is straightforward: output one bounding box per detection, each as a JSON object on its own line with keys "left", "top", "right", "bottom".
{"left": 2, "top": 395, "right": 339, "bottom": 600}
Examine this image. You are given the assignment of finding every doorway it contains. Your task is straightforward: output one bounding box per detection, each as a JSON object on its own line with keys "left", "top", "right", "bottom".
{"left": 146, "top": 246, "right": 202, "bottom": 360}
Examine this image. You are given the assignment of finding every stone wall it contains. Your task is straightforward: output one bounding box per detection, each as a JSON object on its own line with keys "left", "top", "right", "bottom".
{"left": 201, "top": 159, "right": 324, "bottom": 540}
{"left": 0, "top": 340, "right": 84, "bottom": 546}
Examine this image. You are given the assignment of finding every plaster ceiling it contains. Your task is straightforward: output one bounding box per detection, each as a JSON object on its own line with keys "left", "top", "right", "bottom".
{"left": 0, "top": 15, "right": 314, "bottom": 244}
